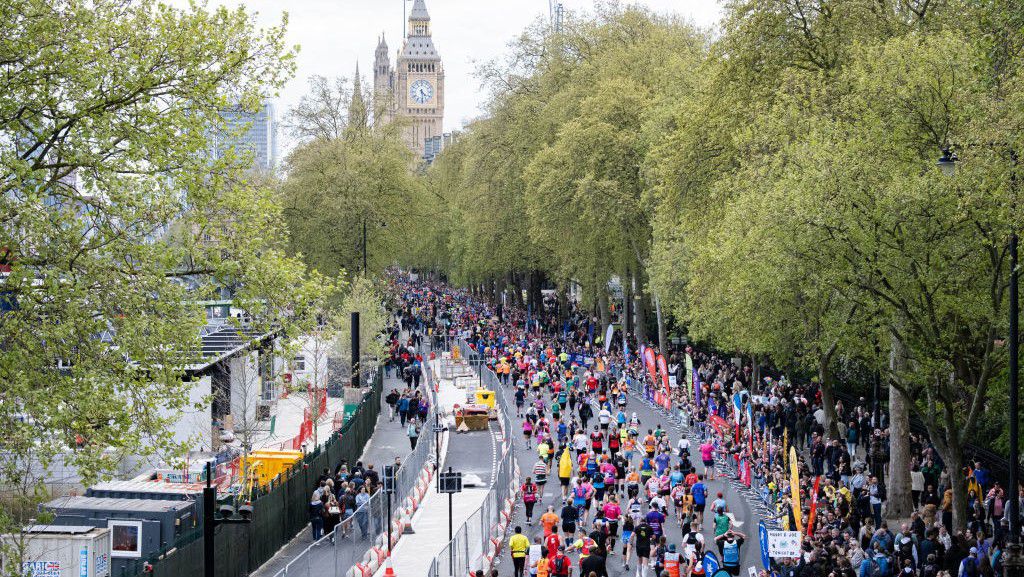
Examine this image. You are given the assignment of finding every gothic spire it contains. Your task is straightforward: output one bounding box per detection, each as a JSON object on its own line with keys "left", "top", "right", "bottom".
{"left": 347, "top": 63, "right": 368, "bottom": 137}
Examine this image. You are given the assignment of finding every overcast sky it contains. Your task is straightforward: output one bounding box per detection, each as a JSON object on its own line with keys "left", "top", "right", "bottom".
{"left": 181, "top": 0, "right": 722, "bottom": 143}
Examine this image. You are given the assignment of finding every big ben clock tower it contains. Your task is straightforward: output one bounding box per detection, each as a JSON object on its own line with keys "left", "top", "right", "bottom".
{"left": 394, "top": 0, "right": 444, "bottom": 158}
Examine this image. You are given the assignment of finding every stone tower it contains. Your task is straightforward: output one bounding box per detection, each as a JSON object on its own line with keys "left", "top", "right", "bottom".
{"left": 347, "top": 63, "right": 368, "bottom": 136}
{"left": 394, "top": 0, "right": 444, "bottom": 158}
{"left": 372, "top": 34, "right": 394, "bottom": 126}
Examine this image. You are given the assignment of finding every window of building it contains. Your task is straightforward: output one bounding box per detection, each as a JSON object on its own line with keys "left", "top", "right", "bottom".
{"left": 293, "top": 356, "right": 305, "bottom": 371}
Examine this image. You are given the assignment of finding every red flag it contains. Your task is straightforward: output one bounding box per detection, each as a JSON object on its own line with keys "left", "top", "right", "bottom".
{"left": 806, "top": 476, "right": 822, "bottom": 536}
{"left": 643, "top": 347, "right": 657, "bottom": 385}
{"left": 656, "top": 354, "right": 669, "bottom": 394}
{"left": 709, "top": 415, "right": 730, "bottom": 437}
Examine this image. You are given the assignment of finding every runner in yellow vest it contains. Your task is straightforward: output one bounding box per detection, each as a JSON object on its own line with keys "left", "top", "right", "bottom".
{"left": 558, "top": 448, "right": 573, "bottom": 499}
{"left": 509, "top": 526, "right": 530, "bottom": 577}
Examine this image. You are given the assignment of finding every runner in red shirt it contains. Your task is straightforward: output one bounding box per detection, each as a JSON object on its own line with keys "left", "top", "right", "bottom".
{"left": 545, "top": 529, "right": 562, "bottom": 558}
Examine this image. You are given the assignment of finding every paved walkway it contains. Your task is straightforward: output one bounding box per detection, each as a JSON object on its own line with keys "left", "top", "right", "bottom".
{"left": 250, "top": 367, "right": 419, "bottom": 577}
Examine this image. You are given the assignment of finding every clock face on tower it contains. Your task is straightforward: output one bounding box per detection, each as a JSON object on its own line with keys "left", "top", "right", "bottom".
{"left": 409, "top": 79, "right": 434, "bottom": 104}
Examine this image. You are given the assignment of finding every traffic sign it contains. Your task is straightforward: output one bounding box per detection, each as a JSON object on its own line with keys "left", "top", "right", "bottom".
{"left": 438, "top": 470, "right": 462, "bottom": 493}
{"left": 383, "top": 465, "right": 396, "bottom": 494}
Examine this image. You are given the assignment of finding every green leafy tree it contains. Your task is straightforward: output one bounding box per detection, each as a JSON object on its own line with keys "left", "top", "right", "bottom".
{"left": 0, "top": 0, "right": 312, "bottom": 564}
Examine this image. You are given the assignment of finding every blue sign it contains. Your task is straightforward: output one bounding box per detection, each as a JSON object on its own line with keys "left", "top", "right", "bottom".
{"left": 702, "top": 551, "right": 720, "bottom": 576}
{"left": 79, "top": 547, "right": 88, "bottom": 577}
{"left": 759, "top": 520, "right": 771, "bottom": 569}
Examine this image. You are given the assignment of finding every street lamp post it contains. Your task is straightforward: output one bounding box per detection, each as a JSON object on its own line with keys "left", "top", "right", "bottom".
{"left": 938, "top": 149, "right": 1022, "bottom": 576}
{"left": 203, "top": 462, "right": 252, "bottom": 577}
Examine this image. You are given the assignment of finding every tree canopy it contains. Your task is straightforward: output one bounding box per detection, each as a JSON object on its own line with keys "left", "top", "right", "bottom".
{"left": 399, "top": 0, "right": 1024, "bottom": 530}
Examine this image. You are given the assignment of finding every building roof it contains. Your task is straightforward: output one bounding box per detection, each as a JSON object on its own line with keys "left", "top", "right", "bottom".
{"left": 187, "top": 324, "right": 275, "bottom": 373}
{"left": 401, "top": 36, "right": 440, "bottom": 61}
{"left": 87, "top": 480, "right": 204, "bottom": 496}
{"left": 22, "top": 525, "right": 105, "bottom": 535}
{"left": 45, "top": 496, "right": 194, "bottom": 513}
{"left": 410, "top": 0, "right": 430, "bottom": 20}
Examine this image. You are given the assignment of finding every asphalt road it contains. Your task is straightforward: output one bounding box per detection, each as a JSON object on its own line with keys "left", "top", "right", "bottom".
{"left": 492, "top": 380, "right": 768, "bottom": 577}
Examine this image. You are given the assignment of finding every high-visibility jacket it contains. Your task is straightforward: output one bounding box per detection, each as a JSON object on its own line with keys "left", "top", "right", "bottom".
{"left": 510, "top": 533, "right": 530, "bottom": 558}
{"left": 558, "top": 450, "right": 573, "bottom": 478}
{"left": 664, "top": 551, "right": 681, "bottom": 577}
{"left": 536, "top": 557, "right": 550, "bottom": 577}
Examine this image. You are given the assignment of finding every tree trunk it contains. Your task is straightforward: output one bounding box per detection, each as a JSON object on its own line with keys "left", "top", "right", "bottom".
{"left": 496, "top": 274, "right": 507, "bottom": 308}
{"left": 633, "top": 273, "right": 648, "bottom": 344}
{"left": 527, "top": 271, "right": 537, "bottom": 313}
{"left": 885, "top": 333, "right": 914, "bottom": 524}
{"left": 534, "top": 272, "right": 544, "bottom": 317}
{"left": 752, "top": 355, "right": 761, "bottom": 393}
{"left": 557, "top": 284, "right": 568, "bottom": 324}
{"left": 946, "top": 444, "right": 967, "bottom": 531}
{"left": 818, "top": 353, "right": 841, "bottom": 441}
{"left": 598, "top": 289, "right": 610, "bottom": 336}
{"left": 623, "top": 272, "right": 633, "bottom": 338}
{"left": 511, "top": 272, "right": 524, "bottom": 308}
{"left": 886, "top": 385, "right": 914, "bottom": 523}
{"left": 654, "top": 293, "right": 667, "bottom": 356}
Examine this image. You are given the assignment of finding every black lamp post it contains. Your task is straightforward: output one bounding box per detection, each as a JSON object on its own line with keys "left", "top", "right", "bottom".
{"left": 203, "top": 462, "right": 252, "bottom": 577}
{"left": 938, "top": 149, "right": 1021, "bottom": 576}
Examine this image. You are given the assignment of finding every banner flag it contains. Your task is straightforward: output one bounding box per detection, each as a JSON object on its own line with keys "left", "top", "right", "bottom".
{"left": 806, "top": 476, "right": 822, "bottom": 537}
{"left": 657, "top": 353, "right": 669, "bottom": 393}
{"left": 790, "top": 445, "right": 803, "bottom": 532}
{"left": 643, "top": 347, "right": 658, "bottom": 385}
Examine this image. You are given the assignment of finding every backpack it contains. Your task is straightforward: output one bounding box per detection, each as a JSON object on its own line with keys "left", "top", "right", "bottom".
{"left": 963, "top": 558, "right": 979, "bottom": 577}
{"left": 871, "top": 555, "right": 891, "bottom": 577}
{"left": 553, "top": 554, "right": 569, "bottom": 574}
{"left": 523, "top": 484, "right": 537, "bottom": 503}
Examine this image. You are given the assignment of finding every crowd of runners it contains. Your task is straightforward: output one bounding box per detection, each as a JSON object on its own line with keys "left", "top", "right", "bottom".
{"left": 385, "top": 271, "right": 1019, "bottom": 577}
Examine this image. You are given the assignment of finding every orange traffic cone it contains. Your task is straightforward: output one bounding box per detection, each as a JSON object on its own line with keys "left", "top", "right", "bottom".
{"left": 384, "top": 560, "right": 397, "bottom": 577}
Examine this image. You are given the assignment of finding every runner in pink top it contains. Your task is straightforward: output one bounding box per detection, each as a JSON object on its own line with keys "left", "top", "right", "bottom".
{"left": 601, "top": 496, "right": 622, "bottom": 553}
{"left": 700, "top": 441, "right": 716, "bottom": 480}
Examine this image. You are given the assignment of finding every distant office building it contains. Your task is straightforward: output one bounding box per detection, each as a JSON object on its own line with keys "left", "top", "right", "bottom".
{"left": 423, "top": 131, "right": 459, "bottom": 165}
{"left": 213, "top": 100, "right": 279, "bottom": 172}
{"left": 423, "top": 135, "right": 442, "bottom": 164}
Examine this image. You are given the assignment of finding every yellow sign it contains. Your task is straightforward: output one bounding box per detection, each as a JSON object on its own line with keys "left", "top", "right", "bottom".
{"left": 475, "top": 389, "right": 495, "bottom": 409}
{"left": 452, "top": 346, "right": 461, "bottom": 360}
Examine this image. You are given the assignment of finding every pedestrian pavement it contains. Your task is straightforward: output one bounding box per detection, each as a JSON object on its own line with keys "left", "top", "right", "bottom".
{"left": 249, "top": 368, "right": 417, "bottom": 577}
